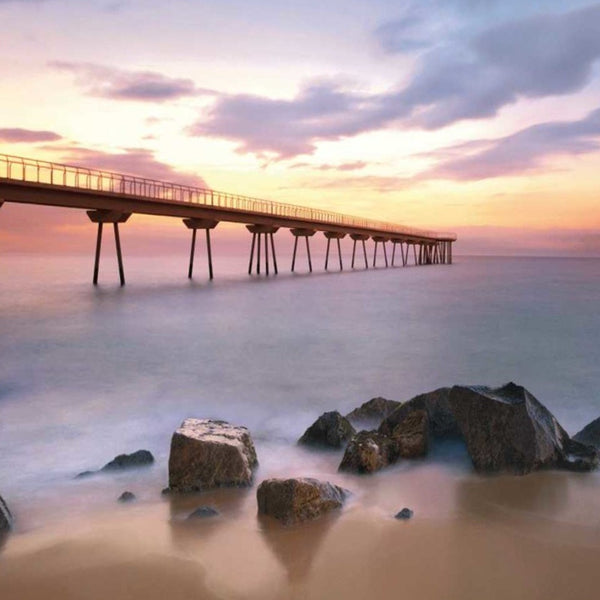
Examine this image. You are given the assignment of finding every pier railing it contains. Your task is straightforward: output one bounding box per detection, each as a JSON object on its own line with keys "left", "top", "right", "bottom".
{"left": 0, "top": 153, "right": 456, "bottom": 240}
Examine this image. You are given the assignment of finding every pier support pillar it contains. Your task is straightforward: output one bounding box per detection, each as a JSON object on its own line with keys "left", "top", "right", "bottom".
{"left": 247, "top": 224, "right": 279, "bottom": 276}
{"left": 391, "top": 238, "right": 407, "bottom": 267}
{"left": 324, "top": 231, "right": 346, "bottom": 271}
{"left": 290, "top": 228, "right": 316, "bottom": 273}
{"left": 372, "top": 236, "right": 390, "bottom": 268}
{"left": 350, "top": 233, "right": 369, "bottom": 269}
{"left": 87, "top": 210, "right": 131, "bottom": 286}
{"left": 183, "top": 218, "right": 219, "bottom": 280}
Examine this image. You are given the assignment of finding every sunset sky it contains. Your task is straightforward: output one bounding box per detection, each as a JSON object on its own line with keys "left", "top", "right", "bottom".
{"left": 1, "top": 0, "right": 600, "bottom": 255}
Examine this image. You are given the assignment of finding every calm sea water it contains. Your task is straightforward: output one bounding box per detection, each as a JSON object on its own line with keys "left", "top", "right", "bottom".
{"left": 1, "top": 253, "right": 599, "bottom": 529}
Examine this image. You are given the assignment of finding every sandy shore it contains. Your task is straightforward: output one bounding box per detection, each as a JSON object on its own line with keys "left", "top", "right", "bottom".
{"left": 2, "top": 467, "right": 600, "bottom": 600}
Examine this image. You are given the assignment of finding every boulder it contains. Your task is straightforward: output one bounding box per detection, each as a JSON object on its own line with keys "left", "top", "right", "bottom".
{"left": 257, "top": 478, "right": 348, "bottom": 525}
{"left": 389, "top": 409, "right": 429, "bottom": 458}
{"left": 168, "top": 418, "right": 258, "bottom": 492}
{"left": 102, "top": 449, "right": 154, "bottom": 472}
{"left": 573, "top": 416, "right": 600, "bottom": 449}
{"left": 346, "top": 397, "right": 401, "bottom": 427}
{"left": 117, "top": 491, "right": 136, "bottom": 503}
{"left": 0, "top": 494, "right": 12, "bottom": 533}
{"left": 338, "top": 430, "right": 397, "bottom": 474}
{"left": 298, "top": 411, "right": 356, "bottom": 449}
{"left": 449, "top": 382, "right": 599, "bottom": 474}
{"left": 379, "top": 387, "right": 457, "bottom": 439}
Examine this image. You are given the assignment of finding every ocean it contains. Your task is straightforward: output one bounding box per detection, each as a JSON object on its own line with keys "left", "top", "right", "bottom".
{"left": 2, "top": 252, "right": 600, "bottom": 599}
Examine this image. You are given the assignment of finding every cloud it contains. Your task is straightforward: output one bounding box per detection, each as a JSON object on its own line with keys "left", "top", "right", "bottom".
{"left": 288, "top": 160, "right": 368, "bottom": 171}
{"left": 189, "top": 82, "right": 384, "bottom": 158}
{"left": 50, "top": 146, "right": 209, "bottom": 188}
{"left": 0, "top": 128, "right": 62, "bottom": 143}
{"left": 49, "top": 62, "right": 214, "bottom": 102}
{"left": 190, "top": 4, "right": 600, "bottom": 158}
{"left": 421, "top": 106, "right": 600, "bottom": 181}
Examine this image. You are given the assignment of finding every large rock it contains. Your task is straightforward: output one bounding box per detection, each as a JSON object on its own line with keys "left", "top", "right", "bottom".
{"left": 0, "top": 494, "right": 12, "bottom": 533}
{"left": 449, "top": 382, "right": 599, "bottom": 474}
{"left": 338, "top": 430, "right": 397, "bottom": 474}
{"left": 389, "top": 409, "right": 429, "bottom": 458}
{"left": 573, "top": 417, "right": 600, "bottom": 449}
{"left": 298, "top": 411, "right": 356, "bottom": 449}
{"left": 345, "top": 397, "right": 401, "bottom": 427}
{"left": 168, "top": 419, "right": 258, "bottom": 492}
{"left": 379, "top": 387, "right": 457, "bottom": 439}
{"left": 257, "top": 478, "right": 348, "bottom": 525}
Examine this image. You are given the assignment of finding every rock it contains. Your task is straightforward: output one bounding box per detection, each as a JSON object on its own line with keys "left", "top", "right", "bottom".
{"left": 338, "top": 430, "right": 397, "bottom": 474}
{"left": 389, "top": 410, "right": 429, "bottom": 458}
{"left": 187, "top": 506, "right": 219, "bottom": 519}
{"left": 0, "top": 494, "right": 12, "bottom": 533}
{"left": 298, "top": 411, "right": 356, "bottom": 449}
{"left": 101, "top": 449, "right": 154, "bottom": 472}
{"left": 76, "top": 449, "right": 155, "bottom": 479}
{"left": 117, "top": 491, "right": 136, "bottom": 503}
{"left": 257, "top": 478, "right": 349, "bottom": 525}
{"left": 346, "top": 397, "right": 401, "bottom": 427}
{"left": 395, "top": 508, "right": 413, "bottom": 520}
{"left": 380, "top": 387, "right": 458, "bottom": 439}
{"left": 449, "top": 382, "right": 599, "bottom": 474}
{"left": 161, "top": 487, "right": 171, "bottom": 496}
{"left": 573, "top": 416, "right": 600, "bottom": 449}
{"left": 168, "top": 418, "right": 258, "bottom": 492}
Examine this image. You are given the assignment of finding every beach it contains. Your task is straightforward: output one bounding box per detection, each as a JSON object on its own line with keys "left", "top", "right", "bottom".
{"left": 1, "top": 254, "right": 600, "bottom": 598}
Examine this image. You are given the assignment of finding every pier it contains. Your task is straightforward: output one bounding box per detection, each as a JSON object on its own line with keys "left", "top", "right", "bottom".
{"left": 0, "top": 154, "right": 456, "bottom": 284}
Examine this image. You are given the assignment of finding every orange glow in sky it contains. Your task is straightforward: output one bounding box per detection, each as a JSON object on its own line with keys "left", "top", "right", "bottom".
{"left": 1, "top": 1, "right": 599, "bottom": 255}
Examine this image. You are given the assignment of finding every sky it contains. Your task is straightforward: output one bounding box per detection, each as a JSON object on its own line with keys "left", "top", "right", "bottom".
{"left": 0, "top": 0, "right": 600, "bottom": 255}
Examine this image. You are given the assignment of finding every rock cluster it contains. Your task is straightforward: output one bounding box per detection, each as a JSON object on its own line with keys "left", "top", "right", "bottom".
{"left": 257, "top": 477, "right": 349, "bottom": 525}
{"left": 168, "top": 418, "right": 258, "bottom": 492}
{"left": 337, "top": 383, "right": 600, "bottom": 475}
{"left": 298, "top": 411, "right": 356, "bottom": 448}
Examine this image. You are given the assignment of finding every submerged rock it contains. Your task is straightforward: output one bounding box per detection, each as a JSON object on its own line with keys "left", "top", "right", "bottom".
{"left": 390, "top": 410, "right": 429, "bottom": 458}
{"left": 395, "top": 508, "right": 414, "bottom": 520}
{"left": 187, "top": 506, "right": 219, "bottom": 520}
{"left": 573, "top": 417, "right": 600, "bottom": 449}
{"left": 449, "top": 382, "right": 599, "bottom": 474}
{"left": 0, "top": 494, "right": 12, "bottom": 533}
{"left": 257, "top": 477, "right": 349, "bottom": 525}
{"left": 117, "top": 491, "right": 136, "bottom": 503}
{"left": 102, "top": 450, "right": 154, "bottom": 472}
{"left": 298, "top": 411, "right": 356, "bottom": 449}
{"left": 338, "top": 430, "right": 397, "bottom": 474}
{"left": 346, "top": 397, "right": 401, "bottom": 427}
{"left": 76, "top": 449, "right": 155, "bottom": 479}
{"left": 168, "top": 418, "right": 258, "bottom": 492}
{"left": 380, "top": 387, "right": 457, "bottom": 439}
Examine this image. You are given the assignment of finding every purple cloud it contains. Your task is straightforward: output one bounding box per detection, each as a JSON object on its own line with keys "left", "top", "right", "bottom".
{"left": 421, "top": 107, "right": 600, "bottom": 181}
{"left": 0, "top": 128, "right": 62, "bottom": 143}
{"left": 49, "top": 62, "right": 213, "bottom": 102}
{"left": 51, "top": 146, "right": 208, "bottom": 188}
{"left": 190, "top": 4, "right": 600, "bottom": 158}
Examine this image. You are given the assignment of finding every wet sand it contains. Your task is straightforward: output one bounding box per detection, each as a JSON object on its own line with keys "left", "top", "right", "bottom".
{"left": 2, "top": 466, "right": 600, "bottom": 600}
